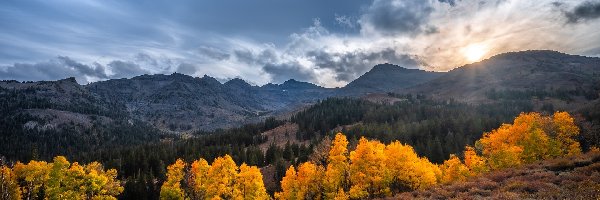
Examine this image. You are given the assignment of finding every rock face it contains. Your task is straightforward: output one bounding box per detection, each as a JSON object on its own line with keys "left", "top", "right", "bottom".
{"left": 86, "top": 73, "right": 335, "bottom": 131}
{"left": 342, "top": 63, "right": 443, "bottom": 95}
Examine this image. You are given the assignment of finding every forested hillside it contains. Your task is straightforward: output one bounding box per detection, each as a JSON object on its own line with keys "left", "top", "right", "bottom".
{"left": 1, "top": 51, "right": 599, "bottom": 199}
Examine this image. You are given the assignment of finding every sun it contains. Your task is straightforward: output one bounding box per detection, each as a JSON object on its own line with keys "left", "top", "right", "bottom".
{"left": 463, "top": 44, "right": 488, "bottom": 63}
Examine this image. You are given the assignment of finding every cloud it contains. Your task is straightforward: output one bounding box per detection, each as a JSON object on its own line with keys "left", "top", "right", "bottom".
{"left": 565, "top": 1, "right": 600, "bottom": 23}
{"left": 175, "top": 63, "right": 198, "bottom": 75}
{"left": 2, "top": 0, "right": 600, "bottom": 88}
{"left": 197, "top": 46, "right": 231, "bottom": 60}
{"left": 307, "top": 48, "right": 420, "bottom": 81}
{"left": 107, "top": 61, "right": 150, "bottom": 78}
{"left": 262, "top": 62, "right": 316, "bottom": 83}
{"left": 438, "top": 0, "right": 457, "bottom": 6}
{"left": 0, "top": 57, "right": 107, "bottom": 83}
{"left": 57, "top": 56, "right": 108, "bottom": 79}
{"left": 0, "top": 56, "right": 153, "bottom": 83}
{"left": 335, "top": 14, "right": 357, "bottom": 29}
{"left": 359, "top": 0, "right": 434, "bottom": 35}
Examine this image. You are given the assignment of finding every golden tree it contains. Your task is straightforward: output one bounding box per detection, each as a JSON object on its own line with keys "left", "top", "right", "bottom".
{"left": 189, "top": 158, "right": 210, "bottom": 199}
{"left": 0, "top": 165, "right": 21, "bottom": 200}
{"left": 160, "top": 159, "right": 186, "bottom": 200}
{"left": 552, "top": 111, "right": 581, "bottom": 155}
{"left": 206, "top": 155, "right": 238, "bottom": 199}
{"left": 440, "top": 154, "right": 469, "bottom": 184}
{"left": 83, "top": 162, "right": 123, "bottom": 199}
{"left": 384, "top": 141, "right": 438, "bottom": 191}
{"left": 324, "top": 133, "right": 349, "bottom": 199}
{"left": 348, "top": 138, "right": 390, "bottom": 199}
{"left": 12, "top": 160, "right": 49, "bottom": 199}
{"left": 296, "top": 162, "right": 324, "bottom": 200}
{"left": 463, "top": 146, "right": 487, "bottom": 175}
{"left": 234, "top": 163, "right": 269, "bottom": 200}
{"left": 275, "top": 166, "right": 298, "bottom": 200}
{"left": 478, "top": 112, "right": 581, "bottom": 170}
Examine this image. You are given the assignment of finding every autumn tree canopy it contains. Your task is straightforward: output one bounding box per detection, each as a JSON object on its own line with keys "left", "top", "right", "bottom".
{"left": 160, "top": 154, "right": 269, "bottom": 200}
{"left": 0, "top": 156, "right": 123, "bottom": 200}
{"left": 275, "top": 112, "right": 582, "bottom": 199}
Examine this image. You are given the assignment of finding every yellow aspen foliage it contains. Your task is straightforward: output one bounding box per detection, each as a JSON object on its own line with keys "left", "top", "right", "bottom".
{"left": 412, "top": 158, "right": 440, "bottom": 189}
{"left": 0, "top": 166, "right": 21, "bottom": 200}
{"left": 463, "top": 146, "right": 487, "bottom": 175}
{"left": 295, "top": 162, "right": 324, "bottom": 200}
{"left": 206, "top": 155, "right": 238, "bottom": 199}
{"left": 520, "top": 129, "right": 551, "bottom": 162}
{"left": 160, "top": 159, "right": 186, "bottom": 200}
{"left": 324, "top": 133, "right": 349, "bottom": 198}
{"left": 45, "top": 156, "right": 71, "bottom": 199}
{"left": 348, "top": 137, "right": 390, "bottom": 199}
{"left": 83, "top": 162, "right": 123, "bottom": 199}
{"left": 189, "top": 158, "right": 210, "bottom": 199}
{"left": 333, "top": 188, "right": 349, "bottom": 200}
{"left": 440, "top": 154, "right": 470, "bottom": 184}
{"left": 234, "top": 164, "right": 269, "bottom": 200}
{"left": 384, "top": 141, "right": 438, "bottom": 190}
{"left": 478, "top": 112, "right": 581, "bottom": 170}
{"left": 275, "top": 166, "right": 298, "bottom": 200}
{"left": 12, "top": 160, "right": 49, "bottom": 199}
{"left": 552, "top": 111, "right": 581, "bottom": 155}
{"left": 11, "top": 156, "right": 124, "bottom": 200}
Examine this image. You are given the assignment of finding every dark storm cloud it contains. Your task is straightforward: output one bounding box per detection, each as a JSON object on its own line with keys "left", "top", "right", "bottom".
{"left": 0, "top": 57, "right": 107, "bottom": 83}
{"left": 307, "top": 48, "right": 420, "bottom": 81}
{"left": 565, "top": 1, "right": 600, "bottom": 23}
{"left": 0, "top": 57, "right": 152, "bottom": 83}
{"left": 438, "top": 0, "right": 458, "bottom": 6}
{"left": 233, "top": 49, "right": 278, "bottom": 66}
{"left": 57, "top": 56, "right": 108, "bottom": 79}
{"left": 361, "top": 0, "right": 434, "bottom": 35}
{"left": 262, "top": 62, "right": 315, "bottom": 83}
{"left": 107, "top": 61, "right": 150, "bottom": 79}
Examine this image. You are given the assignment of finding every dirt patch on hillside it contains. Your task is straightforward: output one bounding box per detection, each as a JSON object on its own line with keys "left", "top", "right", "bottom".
{"left": 258, "top": 123, "right": 309, "bottom": 152}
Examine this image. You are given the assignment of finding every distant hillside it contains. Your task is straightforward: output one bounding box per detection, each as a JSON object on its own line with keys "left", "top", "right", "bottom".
{"left": 86, "top": 73, "right": 335, "bottom": 131}
{"left": 2, "top": 50, "right": 598, "bottom": 133}
{"left": 0, "top": 77, "right": 161, "bottom": 161}
{"left": 343, "top": 63, "right": 443, "bottom": 94}
{"left": 404, "top": 50, "right": 600, "bottom": 107}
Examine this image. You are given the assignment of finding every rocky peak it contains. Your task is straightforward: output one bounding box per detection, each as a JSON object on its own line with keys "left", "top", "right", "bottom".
{"left": 224, "top": 78, "right": 251, "bottom": 88}
{"left": 281, "top": 79, "right": 321, "bottom": 90}
{"left": 370, "top": 63, "right": 408, "bottom": 72}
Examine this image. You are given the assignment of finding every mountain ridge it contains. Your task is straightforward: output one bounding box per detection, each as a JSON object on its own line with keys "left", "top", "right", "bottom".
{"left": 2, "top": 50, "right": 599, "bottom": 132}
{"left": 402, "top": 50, "right": 600, "bottom": 105}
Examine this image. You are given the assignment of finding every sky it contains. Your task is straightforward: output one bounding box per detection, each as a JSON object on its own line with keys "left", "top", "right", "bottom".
{"left": 1, "top": 0, "right": 600, "bottom": 87}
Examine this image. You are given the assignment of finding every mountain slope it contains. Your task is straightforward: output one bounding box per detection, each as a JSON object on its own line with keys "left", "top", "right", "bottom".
{"left": 86, "top": 73, "right": 335, "bottom": 131}
{"left": 393, "top": 151, "right": 600, "bottom": 199}
{"left": 343, "top": 63, "right": 443, "bottom": 94}
{"left": 404, "top": 50, "right": 600, "bottom": 104}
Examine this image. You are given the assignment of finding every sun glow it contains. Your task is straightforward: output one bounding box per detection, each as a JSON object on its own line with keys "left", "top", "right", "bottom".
{"left": 463, "top": 44, "right": 488, "bottom": 63}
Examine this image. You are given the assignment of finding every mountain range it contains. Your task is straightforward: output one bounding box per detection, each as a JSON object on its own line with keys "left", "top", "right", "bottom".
{"left": 1, "top": 50, "right": 599, "bottom": 133}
